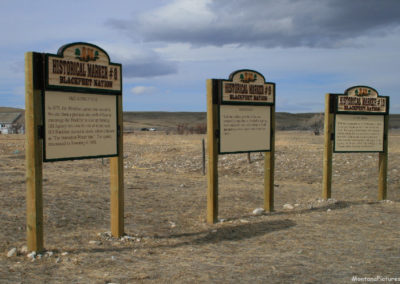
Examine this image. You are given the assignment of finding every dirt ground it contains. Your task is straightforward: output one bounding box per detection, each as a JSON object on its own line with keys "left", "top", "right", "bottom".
{"left": 1, "top": 131, "right": 399, "bottom": 283}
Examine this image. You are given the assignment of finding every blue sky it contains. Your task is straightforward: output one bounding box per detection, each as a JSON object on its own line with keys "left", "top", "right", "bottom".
{"left": 1, "top": 0, "right": 399, "bottom": 113}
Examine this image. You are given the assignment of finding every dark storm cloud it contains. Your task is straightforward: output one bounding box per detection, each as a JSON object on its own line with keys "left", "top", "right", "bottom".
{"left": 123, "top": 59, "right": 178, "bottom": 78}
{"left": 107, "top": 0, "right": 400, "bottom": 48}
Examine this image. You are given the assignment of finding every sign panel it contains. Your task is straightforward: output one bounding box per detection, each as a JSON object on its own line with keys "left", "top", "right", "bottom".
{"left": 221, "top": 70, "right": 274, "bottom": 105}
{"left": 42, "top": 42, "right": 122, "bottom": 162}
{"left": 219, "top": 105, "right": 271, "bottom": 153}
{"left": 44, "top": 91, "right": 118, "bottom": 161}
{"left": 46, "top": 42, "right": 122, "bottom": 93}
{"left": 334, "top": 114, "right": 384, "bottom": 152}
{"left": 337, "top": 86, "right": 387, "bottom": 114}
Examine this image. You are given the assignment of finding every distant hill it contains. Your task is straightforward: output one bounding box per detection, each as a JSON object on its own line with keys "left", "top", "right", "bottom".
{"left": 123, "top": 112, "right": 206, "bottom": 132}
{"left": 389, "top": 114, "right": 400, "bottom": 129}
{"left": 1, "top": 107, "right": 400, "bottom": 131}
{"left": 275, "top": 112, "right": 321, "bottom": 130}
{"left": 123, "top": 111, "right": 325, "bottom": 132}
{"left": 123, "top": 112, "right": 400, "bottom": 131}
{"left": 0, "top": 107, "right": 24, "bottom": 113}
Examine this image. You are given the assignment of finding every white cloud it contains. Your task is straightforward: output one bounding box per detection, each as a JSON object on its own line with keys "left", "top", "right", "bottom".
{"left": 98, "top": 42, "right": 178, "bottom": 78}
{"left": 131, "top": 86, "right": 156, "bottom": 95}
{"left": 144, "top": 0, "right": 214, "bottom": 28}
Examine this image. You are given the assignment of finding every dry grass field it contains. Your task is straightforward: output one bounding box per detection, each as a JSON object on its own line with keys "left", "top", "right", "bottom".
{"left": 1, "top": 130, "right": 399, "bottom": 283}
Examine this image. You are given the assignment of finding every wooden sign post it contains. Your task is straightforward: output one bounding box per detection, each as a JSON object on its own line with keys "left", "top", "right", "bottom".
{"left": 25, "top": 52, "right": 44, "bottom": 252}
{"left": 206, "top": 70, "right": 275, "bottom": 223}
{"left": 25, "top": 43, "right": 124, "bottom": 252}
{"left": 323, "top": 86, "right": 389, "bottom": 200}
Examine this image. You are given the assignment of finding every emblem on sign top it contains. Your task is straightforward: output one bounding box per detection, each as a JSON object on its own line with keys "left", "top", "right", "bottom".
{"left": 240, "top": 72, "right": 257, "bottom": 83}
{"left": 75, "top": 47, "right": 99, "bottom": 62}
{"left": 345, "top": 86, "right": 378, "bottom": 98}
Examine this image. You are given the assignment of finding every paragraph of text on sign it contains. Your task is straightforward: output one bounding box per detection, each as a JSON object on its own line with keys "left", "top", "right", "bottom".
{"left": 334, "top": 114, "right": 384, "bottom": 152}
{"left": 44, "top": 91, "right": 117, "bottom": 160}
{"left": 220, "top": 105, "right": 271, "bottom": 153}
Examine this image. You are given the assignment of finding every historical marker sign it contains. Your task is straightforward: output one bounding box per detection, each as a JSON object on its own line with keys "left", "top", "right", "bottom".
{"left": 25, "top": 42, "right": 125, "bottom": 252}
{"left": 333, "top": 86, "right": 389, "bottom": 153}
{"left": 219, "top": 70, "right": 275, "bottom": 154}
{"left": 323, "top": 85, "right": 390, "bottom": 201}
{"left": 206, "top": 69, "right": 276, "bottom": 223}
{"left": 43, "top": 42, "right": 121, "bottom": 161}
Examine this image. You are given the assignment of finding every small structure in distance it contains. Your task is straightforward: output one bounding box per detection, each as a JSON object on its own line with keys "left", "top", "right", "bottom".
{"left": 0, "top": 112, "right": 24, "bottom": 134}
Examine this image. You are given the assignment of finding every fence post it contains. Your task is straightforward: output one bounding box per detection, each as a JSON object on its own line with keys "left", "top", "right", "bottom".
{"left": 378, "top": 114, "right": 389, "bottom": 200}
{"left": 202, "top": 138, "right": 206, "bottom": 176}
